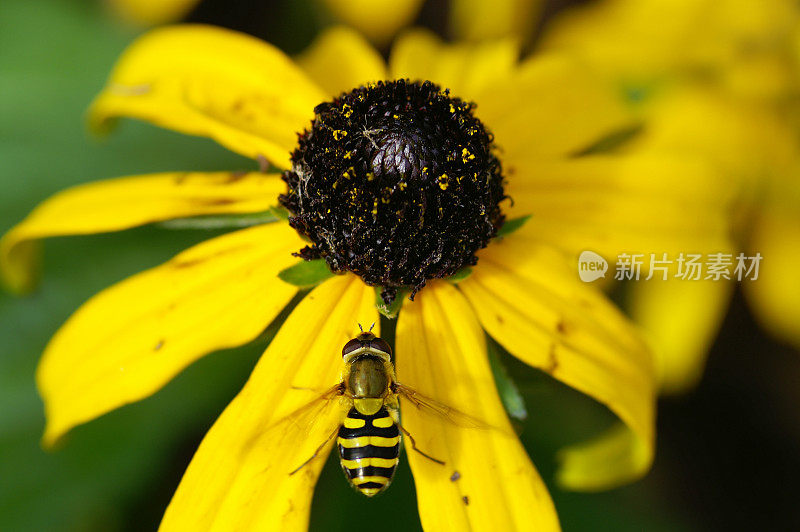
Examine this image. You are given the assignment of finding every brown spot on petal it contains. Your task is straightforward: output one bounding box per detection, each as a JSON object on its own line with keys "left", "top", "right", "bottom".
{"left": 545, "top": 344, "right": 559, "bottom": 374}
{"left": 450, "top": 471, "right": 461, "bottom": 482}
{"left": 462, "top": 496, "right": 469, "bottom": 505}
{"left": 193, "top": 198, "right": 237, "bottom": 207}
{"left": 257, "top": 153, "right": 269, "bottom": 173}
{"left": 226, "top": 171, "right": 248, "bottom": 183}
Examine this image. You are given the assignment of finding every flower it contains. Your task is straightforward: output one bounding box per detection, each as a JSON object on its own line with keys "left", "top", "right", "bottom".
{"left": 106, "top": 0, "right": 544, "bottom": 48}
{"left": 106, "top": 0, "right": 200, "bottom": 26}
{"left": 0, "top": 24, "right": 687, "bottom": 529}
{"left": 540, "top": 0, "right": 800, "bottom": 392}
{"left": 320, "top": 0, "right": 544, "bottom": 46}
{"left": 319, "top": 0, "right": 426, "bottom": 46}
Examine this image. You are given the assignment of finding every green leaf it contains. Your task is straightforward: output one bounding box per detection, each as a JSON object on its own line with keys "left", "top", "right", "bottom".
{"left": 277, "top": 259, "right": 335, "bottom": 288}
{"left": 158, "top": 209, "right": 282, "bottom": 230}
{"left": 487, "top": 340, "right": 528, "bottom": 422}
{"left": 375, "top": 286, "right": 407, "bottom": 319}
{"left": 447, "top": 267, "right": 473, "bottom": 283}
{"left": 496, "top": 215, "right": 531, "bottom": 239}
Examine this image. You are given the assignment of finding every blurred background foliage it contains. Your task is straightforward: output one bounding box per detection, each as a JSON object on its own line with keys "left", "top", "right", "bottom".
{"left": 1, "top": 0, "right": 799, "bottom": 530}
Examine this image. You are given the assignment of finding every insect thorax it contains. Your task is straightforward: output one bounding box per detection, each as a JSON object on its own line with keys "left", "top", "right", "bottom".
{"left": 345, "top": 355, "right": 395, "bottom": 416}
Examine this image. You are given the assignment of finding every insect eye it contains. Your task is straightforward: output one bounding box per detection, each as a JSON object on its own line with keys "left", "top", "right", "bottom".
{"left": 342, "top": 338, "right": 363, "bottom": 357}
{"left": 370, "top": 337, "right": 392, "bottom": 356}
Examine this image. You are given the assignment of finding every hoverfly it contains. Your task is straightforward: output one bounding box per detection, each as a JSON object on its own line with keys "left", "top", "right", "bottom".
{"left": 288, "top": 325, "right": 484, "bottom": 497}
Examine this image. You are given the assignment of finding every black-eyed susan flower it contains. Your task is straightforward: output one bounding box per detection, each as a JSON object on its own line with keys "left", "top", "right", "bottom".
{"left": 540, "top": 0, "right": 800, "bottom": 393}
{"left": 1, "top": 24, "right": 683, "bottom": 530}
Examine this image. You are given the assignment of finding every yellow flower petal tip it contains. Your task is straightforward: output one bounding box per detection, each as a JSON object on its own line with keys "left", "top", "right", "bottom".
{"left": 556, "top": 423, "right": 652, "bottom": 491}
{"left": 397, "top": 282, "right": 560, "bottom": 531}
{"left": 0, "top": 231, "right": 41, "bottom": 295}
{"left": 319, "top": 0, "right": 425, "bottom": 46}
{"left": 745, "top": 205, "right": 800, "bottom": 349}
{"left": 87, "top": 24, "right": 326, "bottom": 168}
{"left": 37, "top": 223, "right": 302, "bottom": 446}
{"left": 460, "top": 236, "right": 656, "bottom": 490}
{"left": 0, "top": 171, "right": 285, "bottom": 295}
{"left": 630, "top": 278, "right": 735, "bottom": 395}
{"left": 450, "top": 0, "right": 544, "bottom": 43}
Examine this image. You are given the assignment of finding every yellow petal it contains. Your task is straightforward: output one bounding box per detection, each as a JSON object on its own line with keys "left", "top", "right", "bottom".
{"left": 628, "top": 87, "right": 797, "bottom": 199}
{"left": 505, "top": 154, "right": 734, "bottom": 262}
{"left": 459, "top": 235, "right": 656, "bottom": 489}
{"left": 389, "top": 28, "right": 519, "bottom": 102}
{"left": 89, "top": 25, "right": 326, "bottom": 168}
{"left": 450, "top": 0, "right": 543, "bottom": 43}
{"left": 556, "top": 423, "right": 650, "bottom": 491}
{"left": 38, "top": 223, "right": 302, "bottom": 446}
{"left": 630, "top": 278, "right": 734, "bottom": 394}
{"left": 396, "top": 282, "right": 559, "bottom": 531}
{"left": 539, "top": 0, "right": 707, "bottom": 79}
{"left": 745, "top": 203, "right": 800, "bottom": 349}
{"left": 161, "top": 275, "right": 377, "bottom": 531}
{"left": 541, "top": 0, "right": 799, "bottom": 100}
{"left": 296, "top": 26, "right": 387, "bottom": 98}
{"left": 476, "top": 54, "right": 633, "bottom": 160}
{"left": 106, "top": 0, "right": 199, "bottom": 26}
{"left": 319, "top": 0, "right": 425, "bottom": 46}
{"left": 1, "top": 171, "right": 284, "bottom": 294}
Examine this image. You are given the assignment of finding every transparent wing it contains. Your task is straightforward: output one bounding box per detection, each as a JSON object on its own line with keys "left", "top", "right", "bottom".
{"left": 244, "top": 382, "right": 348, "bottom": 478}
{"left": 261, "top": 382, "right": 347, "bottom": 437}
{"left": 394, "top": 382, "right": 494, "bottom": 430}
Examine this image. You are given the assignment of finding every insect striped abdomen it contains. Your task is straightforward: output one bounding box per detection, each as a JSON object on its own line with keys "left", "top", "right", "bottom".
{"left": 337, "top": 406, "right": 400, "bottom": 497}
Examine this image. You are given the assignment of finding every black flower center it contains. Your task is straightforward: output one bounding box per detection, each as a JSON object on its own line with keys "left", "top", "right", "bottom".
{"left": 280, "top": 80, "right": 505, "bottom": 303}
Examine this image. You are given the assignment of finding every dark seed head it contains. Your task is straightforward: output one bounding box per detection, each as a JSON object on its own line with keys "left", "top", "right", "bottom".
{"left": 280, "top": 80, "right": 505, "bottom": 302}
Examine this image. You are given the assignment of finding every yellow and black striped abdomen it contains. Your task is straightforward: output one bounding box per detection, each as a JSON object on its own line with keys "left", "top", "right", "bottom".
{"left": 337, "top": 406, "right": 400, "bottom": 497}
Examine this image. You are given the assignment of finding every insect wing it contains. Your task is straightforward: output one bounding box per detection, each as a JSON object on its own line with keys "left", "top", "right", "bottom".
{"left": 394, "top": 382, "right": 493, "bottom": 430}
{"left": 261, "top": 383, "right": 346, "bottom": 439}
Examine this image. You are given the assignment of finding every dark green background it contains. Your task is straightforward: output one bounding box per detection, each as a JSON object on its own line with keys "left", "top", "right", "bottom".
{"left": 1, "top": 0, "right": 798, "bottom": 530}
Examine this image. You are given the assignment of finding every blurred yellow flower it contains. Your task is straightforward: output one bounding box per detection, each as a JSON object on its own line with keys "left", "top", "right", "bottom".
{"left": 107, "top": 0, "right": 545, "bottom": 47}
{"left": 541, "top": 0, "right": 800, "bottom": 392}
{"left": 2, "top": 23, "right": 731, "bottom": 530}
{"left": 319, "top": 0, "right": 426, "bottom": 46}
{"left": 448, "top": 0, "right": 543, "bottom": 43}
{"left": 320, "top": 0, "right": 545, "bottom": 46}
{"left": 106, "top": 0, "right": 199, "bottom": 26}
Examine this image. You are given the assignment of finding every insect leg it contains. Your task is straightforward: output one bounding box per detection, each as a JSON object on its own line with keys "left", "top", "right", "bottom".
{"left": 289, "top": 425, "right": 339, "bottom": 476}
{"left": 398, "top": 423, "right": 445, "bottom": 466}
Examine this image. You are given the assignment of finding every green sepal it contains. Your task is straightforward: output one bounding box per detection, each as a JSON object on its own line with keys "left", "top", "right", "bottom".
{"left": 277, "top": 259, "right": 335, "bottom": 288}
{"left": 487, "top": 341, "right": 528, "bottom": 422}
{"left": 496, "top": 215, "right": 531, "bottom": 239}
{"left": 447, "top": 267, "right": 473, "bottom": 284}
{"left": 574, "top": 123, "right": 643, "bottom": 156}
{"left": 270, "top": 206, "right": 290, "bottom": 220}
{"left": 375, "top": 287, "right": 407, "bottom": 319}
{"left": 159, "top": 207, "right": 284, "bottom": 230}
